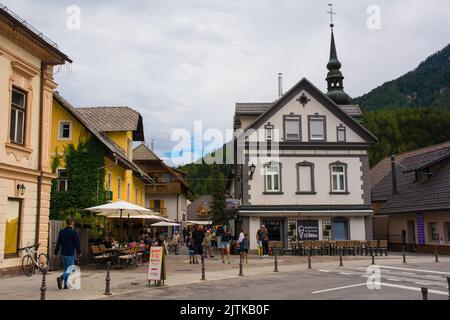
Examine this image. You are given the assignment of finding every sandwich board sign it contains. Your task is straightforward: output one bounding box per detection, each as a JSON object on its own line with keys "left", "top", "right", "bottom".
{"left": 147, "top": 246, "right": 166, "bottom": 286}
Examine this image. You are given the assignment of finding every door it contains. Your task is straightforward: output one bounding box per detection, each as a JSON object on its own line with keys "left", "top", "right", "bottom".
{"left": 4, "top": 200, "right": 21, "bottom": 257}
{"left": 262, "top": 220, "right": 283, "bottom": 241}
{"left": 332, "top": 218, "right": 349, "bottom": 240}
{"left": 407, "top": 220, "right": 416, "bottom": 251}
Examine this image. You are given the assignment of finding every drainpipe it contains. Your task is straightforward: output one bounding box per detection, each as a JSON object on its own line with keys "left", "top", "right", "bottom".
{"left": 35, "top": 62, "right": 46, "bottom": 246}
{"left": 97, "top": 153, "right": 119, "bottom": 204}
{"left": 391, "top": 154, "right": 398, "bottom": 195}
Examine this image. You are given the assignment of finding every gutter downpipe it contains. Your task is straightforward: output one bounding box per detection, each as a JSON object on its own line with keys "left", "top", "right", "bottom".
{"left": 35, "top": 62, "right": 46, "bottom": 247}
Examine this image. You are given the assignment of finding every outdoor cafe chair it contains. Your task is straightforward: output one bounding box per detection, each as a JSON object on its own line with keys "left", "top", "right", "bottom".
{"left": 378, "top": 240, "right": 389, "bottom": 256}
{"left": 335, "top": 241, "right": 346, "bottom": 256}
{"left": 303, "top": 240, "right": 313, "bottom": 256}
{"left": 345, "top": 241, "right": 356, "bottom": 256}
{"left": 91, "top": 245, "right": 110, "bottom": 268}
{"left": 366, "top": 240, "right": 378, "bottom": 256}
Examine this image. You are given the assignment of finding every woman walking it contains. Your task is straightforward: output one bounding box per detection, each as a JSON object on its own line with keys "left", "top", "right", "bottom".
{"left": 219, "top": 227, "right": 231, "bottom": 264}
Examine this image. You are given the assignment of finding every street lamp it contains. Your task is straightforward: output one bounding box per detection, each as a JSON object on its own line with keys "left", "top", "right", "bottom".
{"left": 248, "top": 163, "right": 256, "bottom": 180}
{"left": 17, "top": 184, "right": 26, "bottom": 196}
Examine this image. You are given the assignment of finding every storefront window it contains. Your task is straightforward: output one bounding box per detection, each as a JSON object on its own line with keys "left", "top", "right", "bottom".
{"left": 429, "top": 222, "right": 440, "bottom": 241}
{"left": 287, "top": 220, "right": 297, "bottom": 248}
{"left": 322, "top": 219, "right": 332, "bottom": 240}
{"left": 262, "top": 220, "right": 282, "bottom": 241}
{"left": 5, "top": 200, "right": 21, "bottom": 257}
{"left": 446, "top": 222, "right": 450, "bottom": 242}
{"left": 332, "top": 217, "right": 348, "bottom": 240}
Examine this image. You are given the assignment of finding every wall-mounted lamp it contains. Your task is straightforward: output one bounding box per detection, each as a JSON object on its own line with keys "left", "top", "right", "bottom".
{"left": 17, "top": 184, "right": 26, "bottom": 196}
{"left": 248, "top": 163, "right": 256, "bottom": 180}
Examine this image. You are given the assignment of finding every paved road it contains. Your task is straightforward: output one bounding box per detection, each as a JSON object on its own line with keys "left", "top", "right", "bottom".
{"left": 103, "top": 261, "right": 450, "bottom": 300}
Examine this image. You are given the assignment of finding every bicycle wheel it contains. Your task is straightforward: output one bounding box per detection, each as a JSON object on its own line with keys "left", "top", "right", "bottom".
{"left": 38, "top": 253, "right": 49, "bottom": 272}
{"left": 22, "top": 255, "right": 34, "bottom": 277}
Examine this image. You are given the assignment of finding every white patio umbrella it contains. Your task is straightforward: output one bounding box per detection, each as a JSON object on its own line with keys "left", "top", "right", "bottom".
{"left": 187, "top": 220, "right": 212, "bottom": 226}
{"left": 151, "top": 221, "right": 181, "bottom": 227}
{"left": 85, "top": 200, "right": 157, "bottom": 241}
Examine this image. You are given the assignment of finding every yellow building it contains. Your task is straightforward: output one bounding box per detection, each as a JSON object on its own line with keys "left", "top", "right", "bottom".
{"left": 0, "top": 7, "right": 71, "bottom": 273}
{"left": 51, "top": 93, "right": 152, "bottom": 208}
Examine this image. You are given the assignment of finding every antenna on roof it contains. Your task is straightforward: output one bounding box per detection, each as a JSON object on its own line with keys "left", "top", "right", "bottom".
{"left": 278, "top": 73, "right": 283, "bottom": 98}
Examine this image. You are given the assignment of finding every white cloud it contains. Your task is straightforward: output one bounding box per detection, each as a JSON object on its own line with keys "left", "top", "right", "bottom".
{"left": 3, "top": 0, "right": 450, "bottom": 164}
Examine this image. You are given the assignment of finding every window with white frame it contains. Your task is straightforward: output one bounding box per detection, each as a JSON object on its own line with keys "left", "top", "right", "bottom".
{"left": 309, "top": 116, "right": 325, "bottom": 141}
{"left": 429, "top": 222, "right": 440, "bottom": 241}
{"left": 10, "top": 88, "right": 27, "bottom": 145}
{"left": 284, "top": 116, "right": 301, "bottom": 141}
{"left": 330, "top": 163, "right": 347, "bottom": 192}
{"left": 59, "top": 121, "right": 72, "bottom": 140}
{"left": 264, "top": 162, "right": 281, "bottom": 192}
{"left": 337, "top": 126, "right": 346, "bottom": 142}
{"left": 57, "top": 169, "right": 68, "bottom": 192}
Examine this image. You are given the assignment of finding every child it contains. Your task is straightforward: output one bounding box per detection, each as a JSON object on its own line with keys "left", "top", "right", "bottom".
{"left": 240, "top": 233, "right": 250, "bottom": 264}
{"left": 188, "top": 237, "right": 198, "bottom": 264}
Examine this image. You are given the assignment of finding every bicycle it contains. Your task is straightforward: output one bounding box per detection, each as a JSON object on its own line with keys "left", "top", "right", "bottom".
{"left": 18, "top": 243, "right": 48, "bottom": 277}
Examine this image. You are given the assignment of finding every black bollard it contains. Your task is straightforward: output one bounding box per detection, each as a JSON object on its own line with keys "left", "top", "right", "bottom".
{"left": 40, "top": 267, "right": 47, "bottom": 301}
{"left": 371, "top": 249, "right": 375, "bottom": 265}
{"left": 201, "top": 254, "right": 206, "bottom": 281}
{"left": 274, "top": 249, "right": 279, "bottom": 273}
{"left": 307, "top": 248, "right": 312, "bottom": 269}
{"left": 238, "top": 253, "right": 244, "bottom": 277}
{"left": 434, "top": 245, "right": 439, "bottom": 263}
{"left": 104, "top": 261, "right": 112, "bottom": 296}
{"left": 339, "top": 248, "right": 343, "bottom": 267}
{"left": 421, "top": 287, "right": 428, "bottom": 300}
{"left": 402, "top": 245, "right": 407, "bottom": 264}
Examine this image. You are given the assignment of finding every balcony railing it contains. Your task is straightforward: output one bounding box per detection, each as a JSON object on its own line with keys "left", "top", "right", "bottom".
{"left": 149, "top": 207, "right": 168, "bottom": 217}
{"left": 146, "top": 182, "right": 181, "bottom": 194}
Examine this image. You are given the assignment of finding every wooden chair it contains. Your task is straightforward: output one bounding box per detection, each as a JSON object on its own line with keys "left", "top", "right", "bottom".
{"left": 345, "top": 241, "right": 356, "bottom": 256}
{"left": 335, "top": 241, "right": 346, "bottom": 256}
{"left": 378, "top": 240, "right": 389, "bottom": 256}
{"left": 91, "top": 245, "right": 110, "bottom": 268}
{"left": 353, "top": 241, "right": 362, "bottom": 255}
{"left": 303, "top": 240, "right": 313, "bottom": 256}
{"left": 328, "top": 241, "right": 337, "bottom": 256}
{"left": 366, "top": 240, "right": 378, "bottom": 256}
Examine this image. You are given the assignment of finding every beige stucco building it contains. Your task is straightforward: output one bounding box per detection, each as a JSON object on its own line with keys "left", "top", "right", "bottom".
{"left": 0, "top": 7, "right": 70, "bottom": 273}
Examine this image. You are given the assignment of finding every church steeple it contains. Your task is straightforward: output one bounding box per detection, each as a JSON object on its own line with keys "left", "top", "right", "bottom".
{"left": 325, "top": 3, "right": 352, "bottom": 105}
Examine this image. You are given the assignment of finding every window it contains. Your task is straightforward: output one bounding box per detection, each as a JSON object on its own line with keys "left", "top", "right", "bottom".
{"left": 332, "top": 217, "right": 349, "bottom": 240}
{"left": 337, "top": 126, "right": 346, "bottom": 142}
{"left": 446, "top": 222, "right": 450, "bottom": 242}
{"left": 265, "top": 124, "right": 274, "bottom": 142}
{"left": 59, "top": 121, "right": 72, "bottom": 140}
{"left": 297, "top": 162, "right": 315, "bottom": 193}
{"left": 429, "top": 222, "right": 440, "bottom": 241}
{"left": 4, "top": 200, "right": 21, "bottom": 257}
{"left": 106, "top": 173, "right": 112, "bottom": 192}
{"left": 309, "top": 116, "right": 326, "bottom": 141}
{"left": 330, "top": 163, "right": 347, "bottom": 193}
{"left": 264, "top": 162, "right": 281, "bottom": 193}
{"left": 57, "top": 169, "right": 68, "bottom": 192}
{"left": 117, "top": 177, "right": 122, "bottom": 199}
{"left": 10, "top": 88, "right": 27, "bottom": 145}
{"left": 162, "top": 174, "right": 171, "bottom": 183}
{"left": 127, "top": 183, "right": 131, "bottom": 201}
{"left": 284, "top": 116, "right": 301, "bottom": 141}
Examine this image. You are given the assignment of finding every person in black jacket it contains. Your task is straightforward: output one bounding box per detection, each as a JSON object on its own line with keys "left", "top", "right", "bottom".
{"left": 54, "top": 217, "right": 81, "bottom": 290}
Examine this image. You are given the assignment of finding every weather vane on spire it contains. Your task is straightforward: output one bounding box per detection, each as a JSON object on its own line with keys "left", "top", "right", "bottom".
{"left": 327, "top": 2, "right": 336, "bottom": 28}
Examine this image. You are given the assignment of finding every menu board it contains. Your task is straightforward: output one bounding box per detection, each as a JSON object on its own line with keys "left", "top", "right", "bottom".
{"left": 297, "top": 220, "right": 319, "bottom": 240}
{"left": 148, "top": 247, "right": 164, "bottom": 281}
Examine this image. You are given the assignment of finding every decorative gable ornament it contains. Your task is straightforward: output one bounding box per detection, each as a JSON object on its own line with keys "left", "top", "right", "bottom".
{"left": 297, "top": 93, "right": 310, "bottom": 108}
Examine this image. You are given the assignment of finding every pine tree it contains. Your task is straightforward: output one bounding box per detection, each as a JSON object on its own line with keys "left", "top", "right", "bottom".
{"left": 211, "top": 163, "right": 227, "bottom": 225}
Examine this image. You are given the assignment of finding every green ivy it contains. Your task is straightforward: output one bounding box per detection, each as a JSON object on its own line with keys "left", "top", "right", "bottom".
{"left": 50, "top": 138, "right": 108, "bottom": 240}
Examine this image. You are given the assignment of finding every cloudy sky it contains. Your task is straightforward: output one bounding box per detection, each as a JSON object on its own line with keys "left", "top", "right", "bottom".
{"left": 3, "top": 0, "right": 450, "bottom": 164}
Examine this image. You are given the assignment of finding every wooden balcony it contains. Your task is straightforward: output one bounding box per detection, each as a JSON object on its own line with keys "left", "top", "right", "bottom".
{"left": 146, "top": 182, "right": 181, "bottom": 194}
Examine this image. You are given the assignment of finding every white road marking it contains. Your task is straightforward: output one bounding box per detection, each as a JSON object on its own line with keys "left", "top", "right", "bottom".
{"left": 386, "top": 278, "right": 402, "bottom": 282}
{"left": 338, "top": 272, "right": 353, "bottom": 275}
{"left": 319, "top": 270, "right": 332, "bottom": 273}
{"left": 311, "top": 282, "right": 449, "bottom": 296}
{"left": 413, "top": 281, "right": 431, "bottom": 286}
{"left": 377, "top": 265, "right": 450, "bottom": 276}
{"left": 311, "top": 283, "right": 367, "bottom": 294}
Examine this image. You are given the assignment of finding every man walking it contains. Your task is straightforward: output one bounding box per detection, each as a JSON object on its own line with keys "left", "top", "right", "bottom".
{"left": 54, "top": 217, "right": 81, "bottom": 290}
{"left": 192, "top": 225, "right": 205, "bottom": 260}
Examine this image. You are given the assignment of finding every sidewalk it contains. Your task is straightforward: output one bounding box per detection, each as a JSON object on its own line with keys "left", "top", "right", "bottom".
{"left": 1, "top": 252, "right": 448, "bottom": 300}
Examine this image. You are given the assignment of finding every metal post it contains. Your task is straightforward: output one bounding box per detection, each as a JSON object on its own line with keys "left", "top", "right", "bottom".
{"left": 274, "top": 248, "right": 279, "bottom": 272}
{"left": 339, "top": 248, "right": 343, "bottom": 267}
{"left": 402, "top": 245, "right": 407, "bottom": 264}
{"left": 421, "top": 287, "right": 428, "bottom": 300}
{"left": 371, "top": 248, "right": 375, "bottom": 265}
{"left": 307, "top": 248, "right": 312, "bottom": 269}
{"left": 238, "top": 253, "right": 244, "bottom": 276}
{"left": 104, "top": 261, "right": 112, "bottom": 296}
{"left": 434, "top": 245, "right": 439, "bottom": 263}
{"left": 201, "top": 254, "right": 206, "bottom": 281}
{"left": 40, "top": 267, "right": 47, "bottom": 301}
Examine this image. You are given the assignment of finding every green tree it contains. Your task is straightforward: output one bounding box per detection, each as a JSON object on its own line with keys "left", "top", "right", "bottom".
{"left": 211, "top": 164, "right": 227, "bottom": 225}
